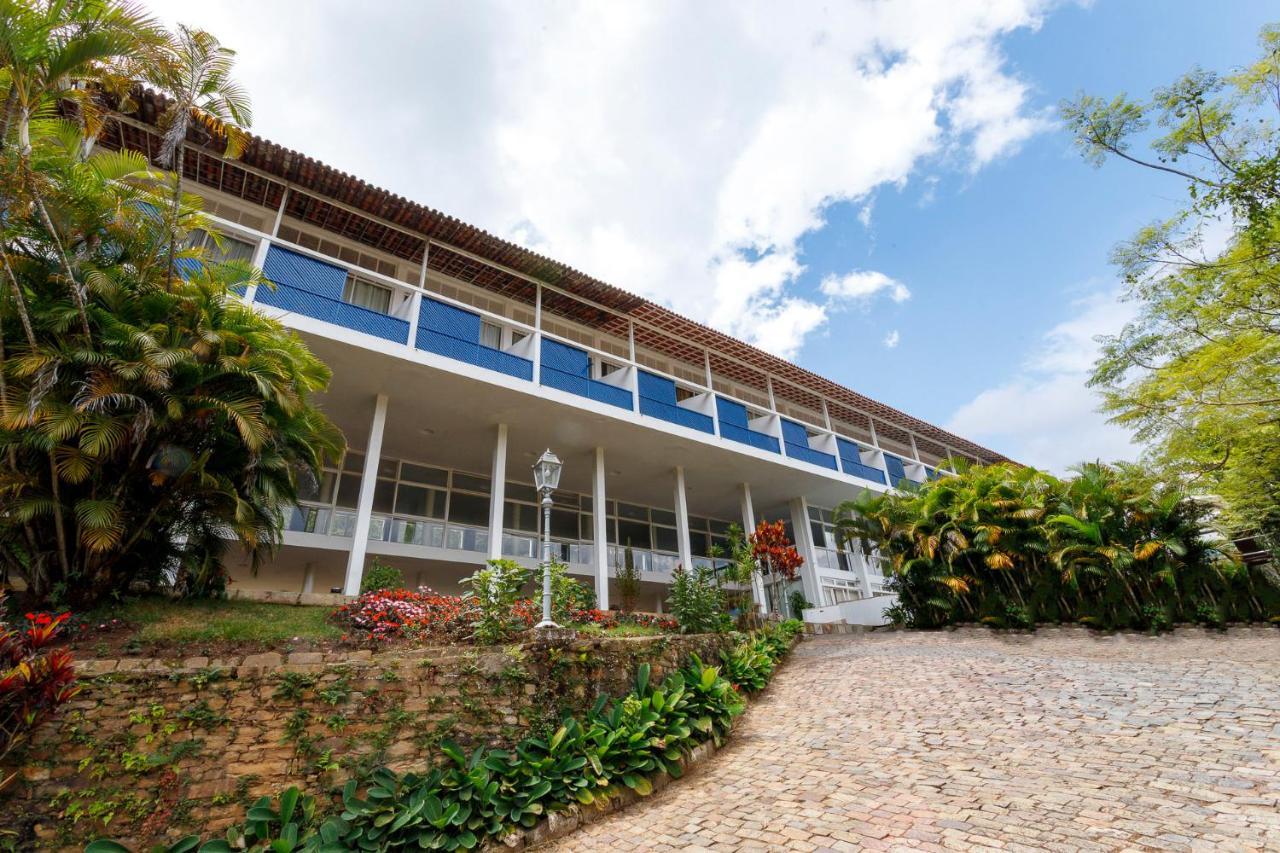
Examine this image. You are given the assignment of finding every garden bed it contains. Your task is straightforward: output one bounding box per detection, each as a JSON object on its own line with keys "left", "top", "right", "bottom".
{"left": 47, "top": 594, "right": 678, "bottom": 660}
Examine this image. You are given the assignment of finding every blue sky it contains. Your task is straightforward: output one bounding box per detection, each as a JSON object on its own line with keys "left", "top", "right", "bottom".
{"left": 796, "top": 0, "right": 1277, "bottom": 468}
{"left": 147, "top": 0, "right": 1277, "bottom": 472}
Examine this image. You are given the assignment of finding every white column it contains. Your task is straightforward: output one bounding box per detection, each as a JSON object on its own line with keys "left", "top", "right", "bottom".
{"left": 487, "top": 424, "right": 508, "bottom": 560}
{"left": 788, "top": 496, "right": 822, "bottom": 610}
{"left": 533, "top": 283, "right": 543, "bottom": 384}
{"left": 243, "top": 236, "right": 270, "bottom": 304}
{"left": 739, "top": 483, "right": 766, "bottom": 613}
{"left": 343, "top": 393, "right": 389, "bottom": 596}
{"left": 673, "top": 466, "right": 692, "bottom": 570}
{"left": 851, "top": 548, "right": 877, "bottom": 600}
{"left": 593, "top": 447, "right": 609, "bottom": 609}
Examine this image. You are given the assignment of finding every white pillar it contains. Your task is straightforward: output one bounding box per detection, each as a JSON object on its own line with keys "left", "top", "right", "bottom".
{"left": 487, "top": 424, "right": 508, "bottom": 560}
{"left": 851, "top": 548, "right": 877, "bottom": 601}
{"left": 593, "top": 447, "right": 609, "bottom": 609}
{"left": 788, "top": 496, "right": 822, "bottom": 611}
{"left": 343, "top": 393, "right": 389, "bottom": 596}
{"left": 674, "top": 466, "right": 692, "bottom": 571}
{"left": 739, "top": 483, "right": 766, "bottom": 613}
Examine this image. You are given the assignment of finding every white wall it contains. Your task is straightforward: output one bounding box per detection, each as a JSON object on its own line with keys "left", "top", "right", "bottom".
{"left": 803, "top": 594, "right": 897, "bottom": 626}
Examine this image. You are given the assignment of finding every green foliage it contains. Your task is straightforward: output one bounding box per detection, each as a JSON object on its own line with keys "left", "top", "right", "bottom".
{"left": 0, "top": 5, "right": 342, "bottom": 607}
{"left": 840, "top": 461, "right": 1277, "bottom": 631}
{"left": 613, "top": 544, "right": 642, "bottom": 612}
{"left": 546, "top": 560, "right": 595, "bottom": 619}
{"left": 787, "top": 591, "right": 811, "bottom": 621}
{"left": 89, "top": 628, "right": 805, "bottom": 852}
{"left": 1063, "top": 25, "right": 1280, "bottom": 562}
{"left": 460, "top": 559, "right": 530, "bottom": 643}
{"left": 360, "top": 559, "right": 405, "bottom": 595}
{"left": 667, "top": 566, "right": 730, "bottom": 634}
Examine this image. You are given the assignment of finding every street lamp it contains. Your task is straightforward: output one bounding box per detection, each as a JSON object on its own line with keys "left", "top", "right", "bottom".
{"left": 531, "top": 448, "right": 563, "bottom": 629}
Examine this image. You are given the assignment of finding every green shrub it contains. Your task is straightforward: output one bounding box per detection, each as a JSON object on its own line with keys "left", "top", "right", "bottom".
{"left": 787, "top": 591, "right": 811, "bottom": 620}
{"left": 461, "top": 559, "right": 531, "bottom": 643}
{"left": 668, "top": 566, "right": 730, "bottom": 634}
{"left": 359, "top": 559, "right": 406, "bottom": 595}
{"left": 89, "top": 625, "right": 799, "bottom": 851}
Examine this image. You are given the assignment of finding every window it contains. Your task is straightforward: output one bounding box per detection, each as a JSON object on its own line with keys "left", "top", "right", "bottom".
{"left": 342, "top": 274, "right": 393, "bottom": 314}
{"left": 510, "top": 330, "right": 529, "bottom": 346}
{"left": 598, "top": 360, "right": 620, "bottom": 378}
{"left": 480, "top": 321, "right": 502, "bottom": 350}
{"left": 675, "top": 385, "right": 696, "bottom": 403}
{"left": 185, "top": 228, "right": 256, "bottom": 264}
{"left": 448, "top": 492, "right": 489, "bottom": 527}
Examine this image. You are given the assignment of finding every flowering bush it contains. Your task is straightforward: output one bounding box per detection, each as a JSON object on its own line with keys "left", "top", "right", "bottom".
{"left": 1, "top": 596, "right": 80, "bottom": 792}
{"left": 331, "top": 587, "right": 678, "bottom": 643}
{"left": 330, "top": 588, "right": 476, "bottom": 642}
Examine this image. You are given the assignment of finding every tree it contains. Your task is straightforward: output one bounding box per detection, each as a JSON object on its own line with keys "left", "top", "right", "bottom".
{"left": 748, "top": 520, "right": 803, "bottom": 615}
{"left": 0, "top": 13, "right": 342, "bottom": 605}
{"left": 145, "top": 24, "right": 251, "bottom": 289}
{"left": 612, "top": 541, "right": 641, "bottom": 612}
{"left": 838, "top": 461, "right": 1273, "bottom": 630}
{"left": 1062, "top": 24, "right": 1280, "bottom": 562}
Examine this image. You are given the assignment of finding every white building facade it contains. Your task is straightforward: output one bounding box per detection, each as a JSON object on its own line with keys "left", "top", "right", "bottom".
{"left": 105, "top": 94, "right": 1008, "bottom": 612}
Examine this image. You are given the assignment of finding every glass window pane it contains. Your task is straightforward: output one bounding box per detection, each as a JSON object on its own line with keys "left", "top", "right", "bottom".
{"left": 335, "top": 473, "right": 362, "bottom": 508}
{"left": 504, "top": 501, "right": 538, "bottom": 533}
{"left": 296, "top": 469, "right": 335, "bottom": 503}
{"left": 452, "top": 473, "right": 490, "bottom": 494}
{"left": 479, "top": 321, "right": 501, "bottom": 349}
{"left": 550, "top": 508, "right": 578, "bottom": 540}
{"left": 651, "top": 509, "right": 676, "bottom": 526}
{"left": 653, "top": 526, "right": 678, "bottom": 553}
{"left": 210, "top": 234, "right": 255, "bottom": 264}
{"left": 618, "top": 503, "right": 648, "bottom": 521}
{"left": 401, "top": 463, "right": 448, "bottom": 487}
{"left": 579, "top": 514, "right": 593, "bottom": 541}
{"left": 342, "top": 451, "right": 365, "bottom": 473}
{"left": 506, "top": 481, "right": 538, "bottom": 503}
{"left": 689, "top": 516, "right": 710, "bottom": 531}
{"left": 552, "top": 491, "right": 578, "bottom": 508}
{"left": 690, "top": 531, "right": 710, "bottom": 557}
{"left": 396, "top": 484, "right": 428, "bottom": 517}
{"left": 448, "top": 492, "right": 489, "bottom": 526}
{"left": 618, "top": 520, "right": 651, "bottom": 550}
{"left": 373, "top": 479, "right": 396, "bottom": 513}
{"left": 606, "top": 518, "right": 618, "bottom": 544}
{"left": 808, "top": 506, "right": 822, "bottom": 521}
{"left": 378, "top": 458, "right": 398, "bottom": 478}
{"left": 343, "top": 276, "right": 392, "bottom": 313}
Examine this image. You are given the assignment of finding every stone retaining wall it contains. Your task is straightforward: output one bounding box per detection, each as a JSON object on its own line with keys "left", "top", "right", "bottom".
{"left": 5, "top": 633, "right": 734, "bottom": 851}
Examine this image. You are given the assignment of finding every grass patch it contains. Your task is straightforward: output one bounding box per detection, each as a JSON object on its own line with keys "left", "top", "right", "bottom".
{"left": 87, "top": 598, "right": 341, "bottom": 646}
{"left": 573, "top": 622, "right": 667, "bottom": 638}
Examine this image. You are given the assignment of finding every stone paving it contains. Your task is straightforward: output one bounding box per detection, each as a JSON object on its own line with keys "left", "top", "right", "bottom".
{"left": 542, "top": 626, "right": 1280, "bottom": 852}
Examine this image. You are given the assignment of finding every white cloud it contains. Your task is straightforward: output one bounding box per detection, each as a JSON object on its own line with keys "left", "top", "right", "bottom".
{"left": 883, "top": 330, "right": 901, "bottom": 349}
{"left": 820, "top": 270, "right": 911, "bottom": 303}
{"left": 144, "top": 0, "right": 1053, "bottom": 359}
{"left": 946, "top": 289, "right": 1143, "bottom": 473}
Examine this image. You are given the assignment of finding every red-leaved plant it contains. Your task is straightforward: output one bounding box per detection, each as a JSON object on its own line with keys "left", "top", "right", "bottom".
{"left": 749, "top": 520, "right": 804, "bottom": 580}
{"left": 0, "top": 595, "right": 79, "bottom": 792}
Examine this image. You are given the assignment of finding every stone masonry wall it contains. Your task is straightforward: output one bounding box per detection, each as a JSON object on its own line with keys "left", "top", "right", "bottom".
{"left": 5, "top": 633, "right": 734, "bottom": 851}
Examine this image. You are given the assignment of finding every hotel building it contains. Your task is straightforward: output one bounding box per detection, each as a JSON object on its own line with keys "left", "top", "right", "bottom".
{"left": 102, "top": 92, "right": 1008, "bottom": 614}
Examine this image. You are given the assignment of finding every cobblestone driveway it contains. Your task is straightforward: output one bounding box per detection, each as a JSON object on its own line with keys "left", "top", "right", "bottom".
{"left": 544, "top": 627, "right": 1280, "bottom": 852}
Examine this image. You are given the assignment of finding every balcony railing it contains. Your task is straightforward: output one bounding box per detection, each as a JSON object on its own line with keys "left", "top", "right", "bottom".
{"left": 248, "top": 235, "right": 935, "bottom": 489}
{"left": 812, "top": 547, "right": 854, "bottom": 573}
{"left": 258, "top": 281, "right": 410, "bottom": 344}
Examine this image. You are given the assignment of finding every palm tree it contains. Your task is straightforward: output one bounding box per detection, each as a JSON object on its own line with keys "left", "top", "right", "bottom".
{"left": 147, "top": 24, "right": 251, "bottom": 288}
{"left": 0, "top": 116, "right": 340, "bottom": 604}
{"left": 0, "top": 0, "right": 160, "bottom": 336}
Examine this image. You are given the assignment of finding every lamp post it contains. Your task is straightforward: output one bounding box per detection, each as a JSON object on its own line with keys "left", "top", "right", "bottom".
{"left": 531, "top": 448, "right": 563, "bottom": 629}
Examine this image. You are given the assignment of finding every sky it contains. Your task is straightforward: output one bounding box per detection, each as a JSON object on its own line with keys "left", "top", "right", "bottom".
{"left": 144, "top": 0, "right": 1278, "bottom": 473}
